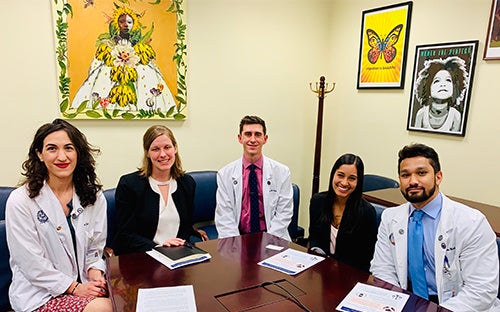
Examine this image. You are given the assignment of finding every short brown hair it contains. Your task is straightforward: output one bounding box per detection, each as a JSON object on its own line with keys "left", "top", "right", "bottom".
{"left": 239, "top": 115, "right": 266, "bottom": 135}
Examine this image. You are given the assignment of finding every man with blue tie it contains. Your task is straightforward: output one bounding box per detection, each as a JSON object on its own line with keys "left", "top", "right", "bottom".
{"left": 370, "top": 143, "right": 500, "bottom": 311}
{"left": 215, "top": 115, "right": 293, "bottom": 241}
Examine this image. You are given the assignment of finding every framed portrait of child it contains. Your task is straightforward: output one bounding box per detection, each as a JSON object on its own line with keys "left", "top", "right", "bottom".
{"left": 406, "top": 40, "right": 479, "bottom": 137}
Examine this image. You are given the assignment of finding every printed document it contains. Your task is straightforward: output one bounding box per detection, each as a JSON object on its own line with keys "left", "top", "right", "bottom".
{"left": 336, "top": 282, "right": 409, "bottom": 312}
{"left": 136, "top": 285, "right": 197, "bottom": 312}
{"left": 258, "top": 248, "right": 324, "bottom": 275}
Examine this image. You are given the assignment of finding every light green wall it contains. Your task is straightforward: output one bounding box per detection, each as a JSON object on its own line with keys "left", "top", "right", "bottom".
{"left": 1, "top": 0, "right": 499, "bottom": 235}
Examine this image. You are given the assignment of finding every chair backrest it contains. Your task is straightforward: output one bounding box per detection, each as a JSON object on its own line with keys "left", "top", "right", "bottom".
{"left": 372, "top": 203, "right": 386, "bottom": 228}
{"left": 0, "top": 221, "right": 12, "bottom": 311}
{"left": 186, "top": 171, "right": 218, "bottom": 224}
{"left": 363, "top": 174, "right": 399, "bottom": 193}
{"left": 0, "top": 187, "right": 15, "bottom": 220}
{"left": 497, "top": 237, "right": 500, "bottom": 299}
{"left": 103, "top": 188, "right": 116, "bottom": 248}
{"left": 288, "top": 183, "right": 302, "bottom": 240}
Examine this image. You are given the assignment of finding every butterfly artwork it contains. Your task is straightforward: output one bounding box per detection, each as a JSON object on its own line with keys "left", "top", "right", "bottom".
{"left": 366, "top": 24, "right": 403, "bottom": 64}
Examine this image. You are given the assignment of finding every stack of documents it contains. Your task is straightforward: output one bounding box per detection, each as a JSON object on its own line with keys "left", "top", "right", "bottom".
{"left": 147, "top": 244, "right": 211, "bottom": 270}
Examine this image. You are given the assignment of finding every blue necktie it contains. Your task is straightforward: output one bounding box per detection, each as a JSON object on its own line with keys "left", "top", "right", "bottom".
{"left": 408, "top": 209, "right": 428, "bottom": 299}
{"left": 248, "top": 164, "right": 260, "bottom": 233}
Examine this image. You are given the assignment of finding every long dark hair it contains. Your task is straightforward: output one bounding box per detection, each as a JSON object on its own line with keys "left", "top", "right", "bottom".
{"left": 21, "top": 119, "right": 102, "bottom": 207}
{"left": 321, "top": 153, "right": 365, "bottom": 233}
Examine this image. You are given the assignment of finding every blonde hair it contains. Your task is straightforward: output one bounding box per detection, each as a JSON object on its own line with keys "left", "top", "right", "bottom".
{"left": 139, "top": 125, "right": 185, "bottom": 179}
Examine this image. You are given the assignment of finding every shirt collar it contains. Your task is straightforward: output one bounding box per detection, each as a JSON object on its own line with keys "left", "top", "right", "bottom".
{"left": 243, "top": 155, "right": 263, "bottom": 170}
{"left": 409, "top": 192, "right": 442, "bottom": 219}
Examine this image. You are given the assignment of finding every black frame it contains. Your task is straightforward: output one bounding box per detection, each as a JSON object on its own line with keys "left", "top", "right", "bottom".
{"left": 357, "top": 1, "right": 412, "bottom": 89}
{"left": 406, "top": 40, "right": 479, "bottom": 137}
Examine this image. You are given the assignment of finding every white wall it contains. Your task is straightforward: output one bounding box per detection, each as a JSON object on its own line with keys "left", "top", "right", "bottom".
{"left": 323, "top": 0, "right": 500, "bottom": 210}
{"left": 1, "top": 0, "right": 499, "bottom": 235}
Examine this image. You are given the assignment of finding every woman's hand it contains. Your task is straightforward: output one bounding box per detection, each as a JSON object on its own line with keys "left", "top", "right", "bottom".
{"left": 162, "top": 238, "right": 186, "bottom": 247}
{"left": 74, "top": 280, "right": 108, "bottom": 298}
{"left": 87, "top": 268, "right": 105, "bottom": 283}
{"left": 86, "top": 268, "right": 108, "bottom": 297}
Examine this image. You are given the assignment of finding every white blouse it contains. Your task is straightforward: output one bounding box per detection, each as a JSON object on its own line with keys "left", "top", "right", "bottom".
{"left": 149, "top": 177, "right": 180, "bottom": 245}
{"left": 330, "top": 224, "right": 339, "bottom": 254}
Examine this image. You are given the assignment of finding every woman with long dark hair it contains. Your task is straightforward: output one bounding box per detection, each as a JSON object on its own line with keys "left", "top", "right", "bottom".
{"left": 308, "top": 153, "right": 377, "bottom": 271}
{"left": 6, "top": 119, "right": 111, "bottom": 312}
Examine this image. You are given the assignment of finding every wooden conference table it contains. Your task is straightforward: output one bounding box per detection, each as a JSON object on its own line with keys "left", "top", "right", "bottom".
{"left": 107, "top": 232, "right": 449, "bottom": 311}
{"left": 364, "top": 188, "right": 500, "bottom": 236}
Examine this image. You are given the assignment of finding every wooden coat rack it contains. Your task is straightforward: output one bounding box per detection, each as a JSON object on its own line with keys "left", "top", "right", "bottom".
{"left": 310, "top": 76, "right": 335, "bottom": 195}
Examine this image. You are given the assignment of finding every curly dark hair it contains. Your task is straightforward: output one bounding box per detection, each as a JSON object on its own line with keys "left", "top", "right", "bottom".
{"left": 21, "top": 119, "right": 102, "bottom": 207}
{"left": 415, "top": 56, "right": 468, "bottom": 109}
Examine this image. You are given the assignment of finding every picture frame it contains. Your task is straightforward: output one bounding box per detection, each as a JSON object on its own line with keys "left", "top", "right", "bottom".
{"left": 356, "top": 1, "right": 412, "bottom": 89}
{"left": 406, "top": 40, "right": 479, "bottom": 137}
{"left": 51, "top": 0, "right": 187, "bottom": 120}
{"left": 484, "top": 0, "right": 500, "bottom": 60}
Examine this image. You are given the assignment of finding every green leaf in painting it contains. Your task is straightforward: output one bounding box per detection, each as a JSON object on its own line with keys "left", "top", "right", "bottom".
{"left": 173, "top": 113, "right": 185, "bottom": 120}
{"left": 60, "top": 98, "right": 69, "bottom": 112}
{"left": 103, "top": 109, "right": 112, "bottom": 119}
{"left": 86, "top": 110, "right": 102, "bottom": 118}
{"left": 166, "top": 106, "right": 175, "bottom": 116}
{"left": 121, "top": 112, "right": 136, "bottom": 119}
{"left": 77, "top": 101, "right": 88, "bottom": 113}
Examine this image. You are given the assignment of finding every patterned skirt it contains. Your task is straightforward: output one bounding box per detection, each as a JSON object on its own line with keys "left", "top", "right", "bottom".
{"left": 35, "top": 294, "right": 94, "bottom": 312}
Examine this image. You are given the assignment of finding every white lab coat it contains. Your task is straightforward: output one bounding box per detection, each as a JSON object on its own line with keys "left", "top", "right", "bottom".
{"left": 370, "top": 194, "right": 500, "bottom": 312}
{"left": 215, "top": 155, "right": 293, "bottom": 241}
{"left": 5, "top": 183, "right": 107, "bottom": 312}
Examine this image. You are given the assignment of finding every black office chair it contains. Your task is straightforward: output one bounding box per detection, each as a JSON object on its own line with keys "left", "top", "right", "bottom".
{"left": 104, "top": 188, "right": 116, "bottom": 251}
{"left": 363, "top": 174, "right": 399, "bottom": 193}
{"left": 497, "top": 237, "right": 500, "bottom": 299}
{"left": 0, "top": 221, "right": 12, "bottom": 311}
{"left": 187, "top": 171, "right": 219, "bottom": 242}
{"left": 289, "top": 183, "right": 305, "bottom": 242}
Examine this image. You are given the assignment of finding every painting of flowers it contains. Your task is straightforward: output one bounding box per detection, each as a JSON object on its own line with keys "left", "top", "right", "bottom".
{"left": 52, "top": 0, "right": 187, "bottom": 120}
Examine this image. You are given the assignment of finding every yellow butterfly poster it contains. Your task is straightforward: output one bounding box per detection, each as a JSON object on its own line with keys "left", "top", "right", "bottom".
{"left": 51, "top": 0, "right": 187, "bottom": 120}
{"left": 357, "top": 2, "right": 412, "bottom": 89}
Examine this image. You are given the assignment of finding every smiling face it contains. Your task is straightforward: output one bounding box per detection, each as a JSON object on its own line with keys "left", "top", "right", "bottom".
{"left": 430, "top": 69, "right": 453, "bottom": 100}
{"left": 36, "top": 130, "right": 77, "bottom": 183}
{"left": 147, "top": 134, "right": 177, "bottom": 179}
{"left": 238, "top": 124, "right": 268, "bottom": 162}
{"left": 399, "top": 156, "right": 442, "bottom": 208}
{"left": 332, "top": 164, "right": 358, "bottom": 200}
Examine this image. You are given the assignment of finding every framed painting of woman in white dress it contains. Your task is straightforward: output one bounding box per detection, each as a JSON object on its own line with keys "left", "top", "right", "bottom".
{"left": 52, "top": 0, "right": 187, "bottom": 120}
{"left": 406, "top": 40, "right": 478, "bottom": 136}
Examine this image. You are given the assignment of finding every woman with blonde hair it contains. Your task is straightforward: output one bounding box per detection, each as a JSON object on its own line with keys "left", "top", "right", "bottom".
{"left": 113, "top": 125, "right": 207, "bottom": 255}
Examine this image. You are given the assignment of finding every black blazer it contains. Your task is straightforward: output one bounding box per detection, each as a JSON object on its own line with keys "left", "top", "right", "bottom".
{"left": 112, "top": 171, "right": 196, "bottom": 255}
{"left": 308, "top": 192, "right": 377, "bottom": 272}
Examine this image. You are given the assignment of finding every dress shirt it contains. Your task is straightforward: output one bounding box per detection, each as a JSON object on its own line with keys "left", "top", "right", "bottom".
{"left": 408, "top": 192, "right": 442, "bottom": 296}
{"left": 240, "top": 156, "right": 266, "bottom": 234}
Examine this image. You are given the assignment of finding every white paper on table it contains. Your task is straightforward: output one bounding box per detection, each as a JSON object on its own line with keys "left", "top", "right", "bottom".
{"left": 258, "top": 248, "right": 324, "bottom": 275}
{"left": 136, "top": 285, "right": 197, "bottom": 312}
{"left": 336, "top": 282, "right": 409, "bottom": 312}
